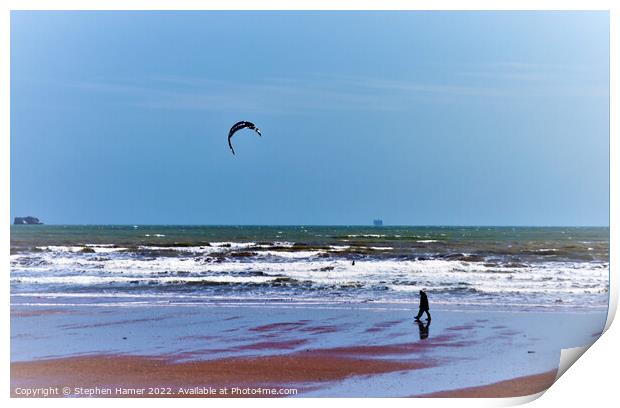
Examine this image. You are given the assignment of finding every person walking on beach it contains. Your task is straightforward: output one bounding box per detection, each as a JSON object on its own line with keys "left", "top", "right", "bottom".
{"left": 414, "top": 290, "right": 431, "bottom": 321}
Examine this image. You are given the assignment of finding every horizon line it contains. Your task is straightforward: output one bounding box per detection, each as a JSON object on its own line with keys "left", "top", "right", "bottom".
{"left": 9, "top": 223, "right": 610, "bottom": 228}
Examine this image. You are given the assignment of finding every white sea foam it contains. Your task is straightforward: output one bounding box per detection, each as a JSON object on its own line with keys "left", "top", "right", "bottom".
{"left": 272, "top": 241, "right": 295, "bottom": 248}
{"left": 36, "top": 245, "right": 128, "bottom": 253}
{"left": 210, "top": 242, "right": 256, "bottom": 249}
{"left": 137, "top": 245, "right": 222, "bottom": 254}
{"left": 329, "top": 245, "right": 351, "bottom": 251}
{"left": 35, "top": 246, "right": 84, "bottom": 252}
{"left": 12, "top": 275, "right": 278, "bottom": 285}
{"left": 255, "top": 250, "right": 325, "bottom": 259}
{"left": 11, "top": 244, "right": 609, "bottom": 309}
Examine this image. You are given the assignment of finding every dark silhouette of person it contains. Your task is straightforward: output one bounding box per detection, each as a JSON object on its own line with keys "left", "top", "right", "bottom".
{"left": 414, "top": 290, "right": 431, "bottom": 321}
{"left": 351, "top": 260, "right": 355, "bottom": 266}
{"left": 416, "top": 319, "right": 430, "bottom": 340}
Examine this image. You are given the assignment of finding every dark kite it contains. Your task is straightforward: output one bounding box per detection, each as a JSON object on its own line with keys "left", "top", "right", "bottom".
{"left": 228, "top": 121, "right": 262, "bottom": 155}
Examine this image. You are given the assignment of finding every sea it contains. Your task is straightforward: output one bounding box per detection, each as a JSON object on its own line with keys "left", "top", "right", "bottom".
{"left": 10, "top": 225, "right": 609, "bottom": 312}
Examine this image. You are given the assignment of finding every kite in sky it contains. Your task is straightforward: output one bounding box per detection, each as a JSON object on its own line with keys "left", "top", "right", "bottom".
{"left": 228, "top": 121, "right": 262, "bottom": 155}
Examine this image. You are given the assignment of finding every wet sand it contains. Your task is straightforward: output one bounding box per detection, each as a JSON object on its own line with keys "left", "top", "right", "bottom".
{"left": 419, "top": 370, "right": 557, "bottom": 398}
{"left": 10, "top": 302, "right": 606, "bottom": 397}
{"left": 7, "top": 350, "right": 558, "bottom": 398}
{"left": 11, "top": 352, "right": 432, "bottom": 397}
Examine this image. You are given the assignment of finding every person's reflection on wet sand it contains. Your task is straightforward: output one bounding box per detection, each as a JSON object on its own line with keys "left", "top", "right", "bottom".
{"left": 416, "top": 319, "right": 430, "bottom": 340}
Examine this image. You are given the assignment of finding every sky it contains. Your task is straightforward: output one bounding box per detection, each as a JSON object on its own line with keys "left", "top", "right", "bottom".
{"left": 10, "top": 11, "right": 609, "bottom": 226}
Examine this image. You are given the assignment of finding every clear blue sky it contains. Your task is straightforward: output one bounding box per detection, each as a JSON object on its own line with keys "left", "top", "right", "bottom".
{"left": 10, "top": 11, "right": 609, "bottom": 226}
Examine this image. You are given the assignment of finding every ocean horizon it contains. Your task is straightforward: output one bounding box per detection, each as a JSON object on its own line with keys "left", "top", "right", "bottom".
{"left": 11, "top": 223, "right": 611, "bottom": 227}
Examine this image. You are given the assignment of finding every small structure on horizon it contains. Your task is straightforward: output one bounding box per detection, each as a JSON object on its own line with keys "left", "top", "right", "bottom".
{"left": 373, "top": 219, "right": 383, "bottom": 227}
{"left": 14, "top": 216, "right": 43, "bottom": 225}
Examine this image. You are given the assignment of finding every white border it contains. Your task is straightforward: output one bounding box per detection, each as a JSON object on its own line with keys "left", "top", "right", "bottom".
{"left": 2, "top": 1, "right": 617, "bottom": 407}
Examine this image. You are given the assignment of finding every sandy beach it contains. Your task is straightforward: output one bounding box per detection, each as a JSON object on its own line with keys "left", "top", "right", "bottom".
{"left": 10, "top": 354, "right": 557, "bottom": 398}
{"left": 421, "top": 370, "right": 558, "bottom": 398}
{"left": 10, "top": 302, "right": 605, "bottom": 397}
